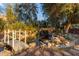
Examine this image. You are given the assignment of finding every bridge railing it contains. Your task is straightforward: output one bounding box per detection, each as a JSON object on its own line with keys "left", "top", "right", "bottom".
{"left": 3, "top": 29, "right": 28, "bottom": 48}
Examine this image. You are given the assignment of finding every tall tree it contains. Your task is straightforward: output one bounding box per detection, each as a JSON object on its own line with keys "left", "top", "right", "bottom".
{"left": 6, "top": 4, "right": 16, "bottom": 23}
{"left": 15, "top": 3, "right": 37, "bottom": 24}
{"left": 43, "top": 3, "right": 79, "bottom": 33}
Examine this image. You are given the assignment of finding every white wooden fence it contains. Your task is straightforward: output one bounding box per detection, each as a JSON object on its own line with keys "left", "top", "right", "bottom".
{"left": 3, "top": 29, "right": 28, "bottom": 48}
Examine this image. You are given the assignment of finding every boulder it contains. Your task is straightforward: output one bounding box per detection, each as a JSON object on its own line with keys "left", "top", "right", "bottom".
{"left": 7, "top": 40, "right": 29, "bottom": 54}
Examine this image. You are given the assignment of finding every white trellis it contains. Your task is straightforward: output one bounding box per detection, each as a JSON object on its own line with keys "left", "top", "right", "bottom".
{"left": 3, "top": 29, "right": 28, "bottom": 48}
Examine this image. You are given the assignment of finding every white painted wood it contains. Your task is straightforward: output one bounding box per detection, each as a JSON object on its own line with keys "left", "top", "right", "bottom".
{"left": 3, "top": 30, "right": 29, "bottom": 48}
{"left": 15, "top": 30, "right": 16, "bottom": 40}
{"left": 12, "top": 30, "right": 15, "bottom": 48}
{"left": 19, "top": 29, "right": 21, "bottom": 42}
{"left": 4, "top": 30, "right": 6, "bottom": 43}
{"left": 7, "top": 29, "right": 10, "bottom": 44}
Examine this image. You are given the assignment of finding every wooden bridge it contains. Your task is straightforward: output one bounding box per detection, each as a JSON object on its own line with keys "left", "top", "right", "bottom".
{"left": 3, "top": 29, "right": 29, "bottom": 54}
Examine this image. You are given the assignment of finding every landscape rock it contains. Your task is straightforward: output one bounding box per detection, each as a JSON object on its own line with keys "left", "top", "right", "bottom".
{"left": 52, "top": 36, "right": 70, "bottom": 48}
{"left": 7, "top": 40, "right": 29, "bottom": 54}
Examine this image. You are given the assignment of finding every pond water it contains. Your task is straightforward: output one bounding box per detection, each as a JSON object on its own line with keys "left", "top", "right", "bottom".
{"left": 0, "top": 47, "right": 4, "bottom": 52}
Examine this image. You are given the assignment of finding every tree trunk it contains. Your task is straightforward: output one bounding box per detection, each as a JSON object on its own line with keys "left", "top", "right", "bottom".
{"left": 64, "top": 23, "right": 71, "bottom": 33}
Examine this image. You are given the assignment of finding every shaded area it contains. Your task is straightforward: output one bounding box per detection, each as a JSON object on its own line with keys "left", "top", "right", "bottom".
{"left": 15, "top": 47, "right": 79, "bottom": 56}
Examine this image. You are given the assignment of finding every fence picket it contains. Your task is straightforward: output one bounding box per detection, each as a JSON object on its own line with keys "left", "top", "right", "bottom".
{"left": 3, "top": 30, "right": 28, "bottom": 48}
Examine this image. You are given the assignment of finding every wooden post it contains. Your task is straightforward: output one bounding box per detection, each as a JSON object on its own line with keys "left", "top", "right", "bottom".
{"left": 15, "top": 30, "right": 16, "bottom": 40}
{"left": 7, "top": 29, "right": 10, "bottom": 44}
{"left": 12, "top": 30, "right": 15, "bottom": 48}
{"left": 19, "top": 29, "right": 21, "bottom": 42}
{"left": 25, "top": 31, "right": 26, "bottom": 44}
{"left": 4, "top": 30, "right": 6, "bottom": 43}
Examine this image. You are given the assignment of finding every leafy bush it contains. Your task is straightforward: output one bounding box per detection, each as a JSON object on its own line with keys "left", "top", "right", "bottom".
{"left": 0, "top": 19, "right": 6, "bottom": 31}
